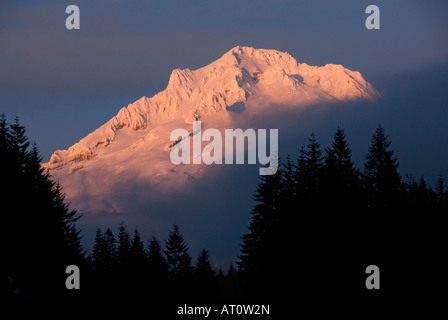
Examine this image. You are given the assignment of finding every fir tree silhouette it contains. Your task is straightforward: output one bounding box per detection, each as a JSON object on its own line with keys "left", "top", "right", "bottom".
{"left": 194, "top": 248, "right": 214, "bottom": 280}
{"left": 193, "top": 248, "right": 215, "bottom": 297}
{"left": 92, "top": 227, "right": 105, "bottom": 269}
{"left": 146, "top": 234, "right": 169, "bottom": 297}
{"left": 435, "top": 175, "right": 447, "bottom": 211}
{"left": 1, "top": 115, "right": 84, "bottom": 299}
{"left": 363, "top": 125, "right": 401, "bottom": 209}
{"left": 238, "top": 163, "right": 283, "bottom": 297}
{"left": 323, "top": 127, "right": 360, "bottom": 203}
{"left": 164, "top": 224, "right": 193, "bottom": 297}
{"left": 147, "top": 234, "right": 169, "bottom": 276}
{"left": 115, "top": 222, "right": 131, "bottom": 294}
{"left": 127, "top": 227, "right": 146, "bottom": 296}
{"left": 130, "top": 228, "right": 145, "bottom": 262}
{"left": 164, "top": 224, "right": 192, "bottom": 277}
{"left": 92, "top": 228, "right": 117, "bottom": 270}
{"left": 297, "top": 132, "right": 323, "bottom": 197}
{"left": 117, "top": 222, "right": 131, "bottom": 266}
{"left": 103, "top": 228, "right": 117, "bottom": 262}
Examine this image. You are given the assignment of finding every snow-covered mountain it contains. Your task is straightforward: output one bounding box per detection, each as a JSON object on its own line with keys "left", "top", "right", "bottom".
{"left": 44, "top": 46, "right": 377, "bottom": 213}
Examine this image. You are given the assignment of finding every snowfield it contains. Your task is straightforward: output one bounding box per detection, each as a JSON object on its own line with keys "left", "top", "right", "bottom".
{"left": 43, "top": 46, "right": 378, "bottom": 213}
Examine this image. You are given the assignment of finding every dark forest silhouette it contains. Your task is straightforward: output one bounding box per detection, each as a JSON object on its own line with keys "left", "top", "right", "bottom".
{"left": 1, "top": 115, "right": 447, "bottom": 299}
{"left": 1, "top": 115, "right": 84, "bottom": 298}
{"left": 238, "top": 126, "right": 448, "bottom": 298}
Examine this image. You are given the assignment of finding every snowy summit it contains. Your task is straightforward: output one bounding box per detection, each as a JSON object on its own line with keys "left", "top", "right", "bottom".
{"left": 43, "top": 46, "right": 378, "bottom": 212}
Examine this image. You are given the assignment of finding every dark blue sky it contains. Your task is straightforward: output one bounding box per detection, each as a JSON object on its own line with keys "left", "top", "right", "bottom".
{"left": 1, "top": 0, "right": 447, "bottom": 167}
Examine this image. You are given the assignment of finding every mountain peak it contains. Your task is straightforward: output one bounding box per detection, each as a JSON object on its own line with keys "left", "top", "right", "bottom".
{"left": 44, "top": 47, "right": 378, "bottom": 175}
{"left": 212, "top": 46, "right": 299, "bottom": 73}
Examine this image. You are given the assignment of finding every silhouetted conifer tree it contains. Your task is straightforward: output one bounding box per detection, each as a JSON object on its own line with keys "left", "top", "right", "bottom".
{"left": 125, "top": 227, "right": 146, "bottom": 296}
{"left": 312, "top": 128, "right": 362, "bottom": 295}
{"left": 114, "top": 222, "right": 131, "bottom": 293}
{"left": 193, "top": 248, "right": 215, "bottom": 297}
{"left": 280, "top": 155, "right": 296, "bottom": 205}
{"left": 164, "top": 224, "right": 192, "bottom": 277}
{"left": 0, "top": 114, "right": 9, "bottom": 151}
{"left": 117, "top": 222, "right": 131, "bottom": 265}
{"left": 435, "top": 175, "right": 447, "bottom": 211}
{"left": 323, "top": 127, "right": 360, "bottom": 204}
{"left": 146, "top": 234, "right": 169, "bottom": 297}
{"left": 130, "top": 227, "right": 146, "bottom": 267}
{"left": 147, "top": 234, "right": 169, "bottom": 276}
{"left": 92, "top": 228, "right": 104, "bottom": 262}
{"left": 194, "top": 248, "right": 214, "bottom": 280}
{"left": 10, "top": 116, "right": 29, "bottom": 171}
{"left": 92, "top": 228, "right": 116, "bottom": 270}
{"left": 92, "top": 228, "right": 106, "bottom": 270}
{"left": 363, "top": 125, "right": 401, "bottom": 209}
{"left": 297, "top": 132, "right": 323, "bottom": 197}
{"left": 1, "top": 115, "right": 84, "bottom": 298}
{"left": 238, "top": 164, "right": 283, "bottom": 295}
{"left": 104, "top": 228, "right": 117, "bottom": 259}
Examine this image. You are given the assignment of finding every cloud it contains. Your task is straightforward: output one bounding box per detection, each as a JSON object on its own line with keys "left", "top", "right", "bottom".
{"left": 73, "top": 58, "right": 448, "bottom": 266}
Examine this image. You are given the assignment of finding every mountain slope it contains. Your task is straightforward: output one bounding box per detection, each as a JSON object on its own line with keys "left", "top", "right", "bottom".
{"left": 43, "top": 46, "right": 378, "bottom": 212}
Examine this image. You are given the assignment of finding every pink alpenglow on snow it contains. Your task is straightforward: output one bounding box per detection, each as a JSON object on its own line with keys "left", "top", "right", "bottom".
{"left": 43, "top": 46, "right": 378, "bottom": 213}
{"left": 170, "top": 121, "right": 279, "bottom": 175}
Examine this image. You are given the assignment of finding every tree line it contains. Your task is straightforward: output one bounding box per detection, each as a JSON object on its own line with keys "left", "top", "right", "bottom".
{"left": 0, "top": 115, "right": 237, "bottom": 299}
{"left": 1, "top": 114, "right": 447, "bottom": 299}
{"left": 238, "top": 125, "right": 448, "bottom": 298}
{"left": 83, "top": 223, "right": 237, "bottom": 299}
{"left": 1, "top": 115, "right": 84, "bottom": 298}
